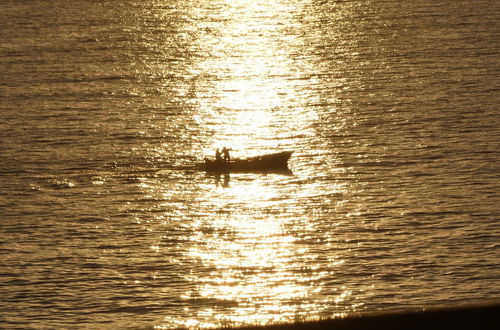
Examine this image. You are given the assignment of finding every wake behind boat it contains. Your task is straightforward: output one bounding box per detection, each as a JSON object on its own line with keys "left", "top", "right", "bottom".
{"left": 202, "top": 151, "right": 293, "bottom": 173}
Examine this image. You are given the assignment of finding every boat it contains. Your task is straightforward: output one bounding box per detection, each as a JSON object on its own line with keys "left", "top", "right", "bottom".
{"left": 202, "top": 151, "right": 293, "bottom": 173}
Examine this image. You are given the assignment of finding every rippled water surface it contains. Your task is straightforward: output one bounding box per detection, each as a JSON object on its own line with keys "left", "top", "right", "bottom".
{"left": 1, "top": 0, "right": 499, "bottom": 328}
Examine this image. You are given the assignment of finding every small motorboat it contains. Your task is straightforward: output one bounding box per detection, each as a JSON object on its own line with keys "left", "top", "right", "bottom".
{"left": 202, "top": 151, "right": 293, "bottom": 173}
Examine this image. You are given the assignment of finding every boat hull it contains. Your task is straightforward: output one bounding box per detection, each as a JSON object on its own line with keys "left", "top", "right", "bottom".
{"left": 203, "top": 151, "right": 293, "bottom": 173}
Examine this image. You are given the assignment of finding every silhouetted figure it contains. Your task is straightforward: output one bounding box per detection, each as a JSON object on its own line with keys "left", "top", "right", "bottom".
{"left": 215, "top": 149, "right": 222, "bottom": 162}
{"left": 222, "top": 147, "right": 230, "bottom": 162}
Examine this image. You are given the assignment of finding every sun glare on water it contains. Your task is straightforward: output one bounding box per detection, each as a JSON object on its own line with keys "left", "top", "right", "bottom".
{"left": 185, "top": 0, "right": 318, "bottom": 157}
{"left": 149, "top": 0, "right": 346, "bottom": 328}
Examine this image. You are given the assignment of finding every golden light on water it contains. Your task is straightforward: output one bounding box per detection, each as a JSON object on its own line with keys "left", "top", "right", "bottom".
{"left": 3, "top": 0, "right": 498, "bottom": 328}
{"left": 183, "top": 214, "right": 321, "bottom": 327}
{"left": 150, "top": 0, "right": 351, "bottom": 327}
{"left": 154, "top": 172, "right": 350, "bottom": 328}
{"left": 187, "top": 0, "right": 318, "bottom": 157}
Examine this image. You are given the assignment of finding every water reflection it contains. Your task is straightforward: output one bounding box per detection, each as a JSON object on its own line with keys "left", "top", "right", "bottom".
{"left": 183, "top": 207, "right": 322, "bottom": 327}
{"left": 214, "top": 173, "right": 230, "bottom": 188}
{"left": 145, "top": 0, "right": 352, "bottom": 327}
{"left": 182, "top": 0, "right": 317, "bottom": 157}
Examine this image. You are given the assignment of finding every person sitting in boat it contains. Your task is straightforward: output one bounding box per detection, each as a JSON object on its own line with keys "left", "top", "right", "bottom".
{"left": 215, "top": 148, "right": 222, "bottom": 162}
{"left": 222, "top": 147, "right": 230, "bottom": 162}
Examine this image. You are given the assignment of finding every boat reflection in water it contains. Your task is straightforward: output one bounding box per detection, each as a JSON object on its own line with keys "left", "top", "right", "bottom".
{"left": 213, "top": 173, "right": 230, "bottom": 188}
{"left": 203, "top": 151, "right": 294, "bottom": 173}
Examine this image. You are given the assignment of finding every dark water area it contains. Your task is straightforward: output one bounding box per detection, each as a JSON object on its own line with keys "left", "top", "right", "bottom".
{"left": 1, "top": 0, "right": 499, "bottom": 328}
{"left": 232, "top": 303, "right": 500, "bottom": 330}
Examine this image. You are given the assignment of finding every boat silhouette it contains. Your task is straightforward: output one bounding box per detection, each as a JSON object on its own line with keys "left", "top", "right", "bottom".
{"left": 202, "top": 151, "right": 293, "bottom": 173}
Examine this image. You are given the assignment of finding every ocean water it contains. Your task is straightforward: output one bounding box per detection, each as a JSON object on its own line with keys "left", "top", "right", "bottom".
{"left": 1, "top": 0, "right": 499, "bottom": 328}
